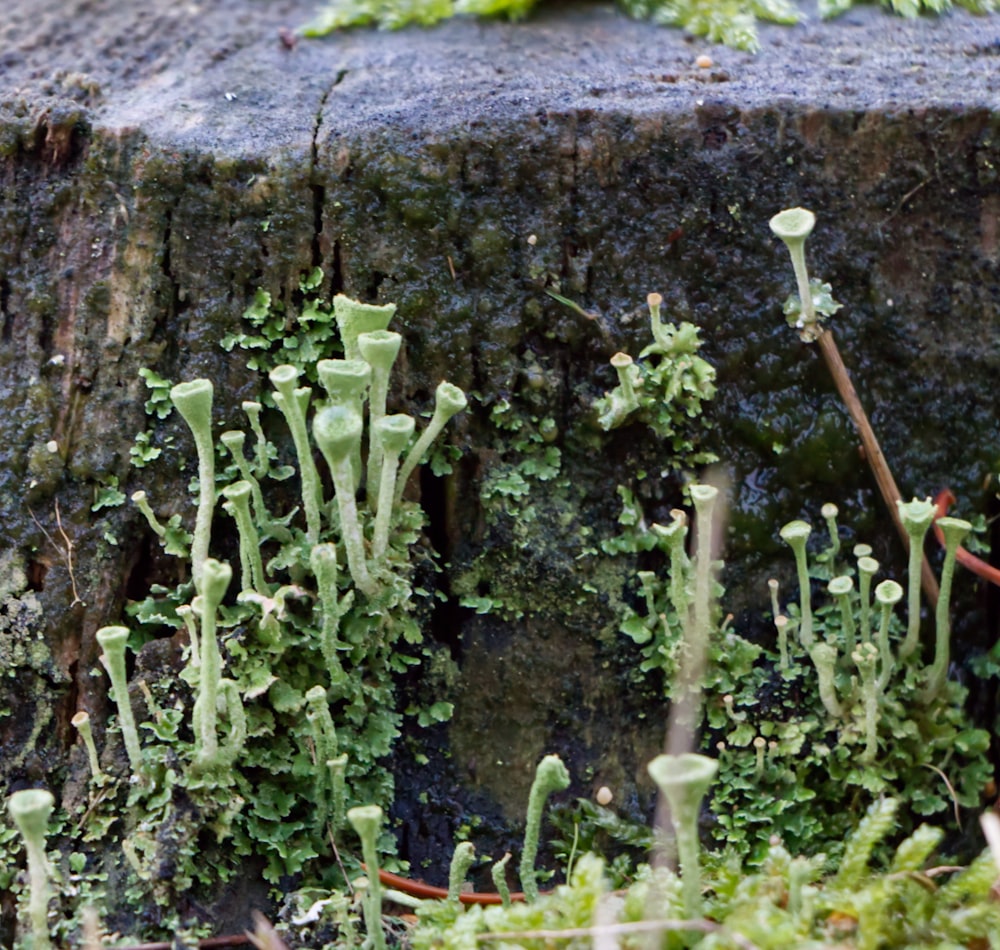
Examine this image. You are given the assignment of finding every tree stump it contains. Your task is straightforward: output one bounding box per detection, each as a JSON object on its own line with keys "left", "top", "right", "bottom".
{"left": 2, "top": 0, "right": 999, "bottom": 931}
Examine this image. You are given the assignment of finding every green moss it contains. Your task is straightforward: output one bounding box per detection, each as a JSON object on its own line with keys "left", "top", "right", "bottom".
{"left": 302, "top": 0, "right": 997, "bottom": 51}
{"left": 0, "top": 551, "right": 49, "bottom": 675}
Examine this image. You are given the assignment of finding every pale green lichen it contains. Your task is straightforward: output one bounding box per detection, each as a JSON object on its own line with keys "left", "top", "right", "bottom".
{"left": 8, "top": 788, "right": 55, "bottom": 950}
{"left": 0, "top": 551, "right": 48, "bottom": 676}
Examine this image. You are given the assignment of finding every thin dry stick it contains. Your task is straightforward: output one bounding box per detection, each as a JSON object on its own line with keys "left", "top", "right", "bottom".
{"left": 327, "top": 825, "right": 355, "bottom": 898}
{"left": 29, "top": 499, "right": 85, "bottom": 606}
{"left": 476, "top": 917, "right": 759, "bottom": 950}
{"left": 922, "top": 762, "right": 962, "bottom": 827}
{"left": 816, "top": 329, "right": 939, "bottom": 607}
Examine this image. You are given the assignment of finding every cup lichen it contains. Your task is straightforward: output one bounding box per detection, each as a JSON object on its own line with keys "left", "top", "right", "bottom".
{"left": 8, "top": 788, "right": 55, "bottom": 950}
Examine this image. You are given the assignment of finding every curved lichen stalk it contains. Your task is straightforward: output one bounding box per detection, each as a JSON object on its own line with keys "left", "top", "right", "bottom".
{"left": 395, "top": 381, "right": 467, "bottom": 507}
{"left": 170, "top": 379, "right": 216, "bottom": 591}
{"left": 519, "top": 754, "right": 571, "bottom": 902}
{"left": 372, "top": 414, "right": 415, "bottom": 561}
{"left": 270, "top": 365, "right": 324, "bottom": 545}
{"left": 222, "top": 480, "right": 267, "bottom": 596}
{"left": 191, "top": 558, "right": 244, "bottom": 775}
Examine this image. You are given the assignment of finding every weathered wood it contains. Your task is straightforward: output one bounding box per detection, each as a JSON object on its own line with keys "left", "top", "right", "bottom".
{"left": 2, "top": 0, "right": 1000, "bottom": 906}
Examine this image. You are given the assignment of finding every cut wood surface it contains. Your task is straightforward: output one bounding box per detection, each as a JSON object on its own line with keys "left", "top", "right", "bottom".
{"left": 2, "top": 0, "right": 999, "bottom": 855}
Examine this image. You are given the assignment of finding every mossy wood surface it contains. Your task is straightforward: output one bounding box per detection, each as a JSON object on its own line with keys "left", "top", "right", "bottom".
{"left": 2, "top": 0, "right": 1000, "bottom": 871}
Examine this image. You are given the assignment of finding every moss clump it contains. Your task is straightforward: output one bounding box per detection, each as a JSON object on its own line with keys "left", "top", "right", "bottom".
{"left": 302, "top": 0, "right": 997, "bottom": 52}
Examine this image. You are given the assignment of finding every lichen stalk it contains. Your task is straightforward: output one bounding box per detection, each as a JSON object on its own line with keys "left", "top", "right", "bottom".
{"left": 269, "top": 364, "right": 323, "bottom": 545}
{"left": 853, "top": 642, "right": 880, "bottom": 763}
{"left": 191, "top": 558, "right": 233, "bottom": 773}
{"left": 646, "top": 291, "right": 673, "bottom": 351}
{"left": 769, "top": 208, "right": 817, "bottom": 334}
{"left": 491, "top": 854, "right": 513, "bottom": 909}
{"left": 395, "top": 381, "right": 467, "bottom": 506}
{"left": 372, "top": 414, "right": 415, "bottom": 561}
{"left": 131, "top": 491, "right": 167, "bottom": 541}
{"left": 897, "top": 498, "right": 937, "bottom": 660}
{"left": 316, "top": 358, "right": 371, "bottom": 493}
{"left": 306, "top": 685, "right": 338, "bottom": 828}
{"left": 71, "top": 712, "right": 107, "bottom": 786}
{"left": 220, "top": 430, "right": 268, "bottom": 527}
{"left": 348, "top": 805, "right": 387, "bottom": 950}
{"left": 809, "top": 642, "right": 844, "bottom": 718}
{"left": 768, "top": 578, "right": 780, "bottom": 620}
{"left": 653, "top": 510, "right": 689, "bottom": 623}
{"left": 328, "top": 754, "right": 348, "bottom": 836}
{"left": 612, "top": 352, "right": 640, "bottom": 411}
{"left": 313, "top": 406, "right": 376, "bottom": 597}
{"left": 177, "top": 604, "right": 200, "bottom": 668}
{"left": 8, "top": 788, "right": 55, "bottom": 950}
{"left": 857, "top": 555, "right": 879, "bottom": 644}
{"left": 690, "top": 484, "right": 719, "bottom": 649}
{"left": 222, "top": 480, "right": 267, "bottom": 596}
{"left": 447, "top": 841, "right": 476, "bottom": 903}
{"left": 310, "top": 543, "right": 349, "bottom": 689}
{"left": 357, "top": 331, "right": 403, "bottom": 504}
{"left": 874, "top": 580, "right": 903, "bottom": 692}
{"left": 170, "top": 379, "right": 216, "bottom": 591}
{"left": 242, "top": 400, "right": 270, "bottom": 478}
{"left": 828, "top": 575, "right": 856, "bottom": 660}
{"left": 96, "top": 625, "right": 143, "bottom": 775}
{"left": 780, "top": 521, "right": 814, "bottom": 649}
{"left": 774, "top": 614, "right": 790, "bottom": 672}
{"left": 821, "top": 502, "right": 840, "bottom": 567}
{"left": 519, "top": 754, "right": 571, "bottom": 902}
{"left": 753, "top": 736, "right": 766, "bottom": 777}
{"left": 921, "top": 516, "right": 971, "bottom": 702}
{"left": 647, "top": 753, "right": 718, "bottom": 920}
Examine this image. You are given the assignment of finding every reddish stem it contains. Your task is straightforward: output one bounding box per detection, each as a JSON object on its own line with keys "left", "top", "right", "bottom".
{"left": 932, "top": 489, "right": 1000, "bottom": 588}
{"left": 375, "top": 867, "right": 532, "bottom": 905}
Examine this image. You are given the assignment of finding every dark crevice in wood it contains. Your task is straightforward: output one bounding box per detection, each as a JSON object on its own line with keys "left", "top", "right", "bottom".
{"left": 0, "top": 277, "right": 10, "bottom": 344}
{"left": 310, "top": 69, "right": 347, "bottom": 272}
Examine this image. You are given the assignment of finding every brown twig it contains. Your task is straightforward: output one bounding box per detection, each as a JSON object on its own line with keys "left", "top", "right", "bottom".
{"left": 816, "top": 329, "right": 939, "bottom": 607}
{"left": 372, "top": 866, "right": 532, "bottom": 905}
